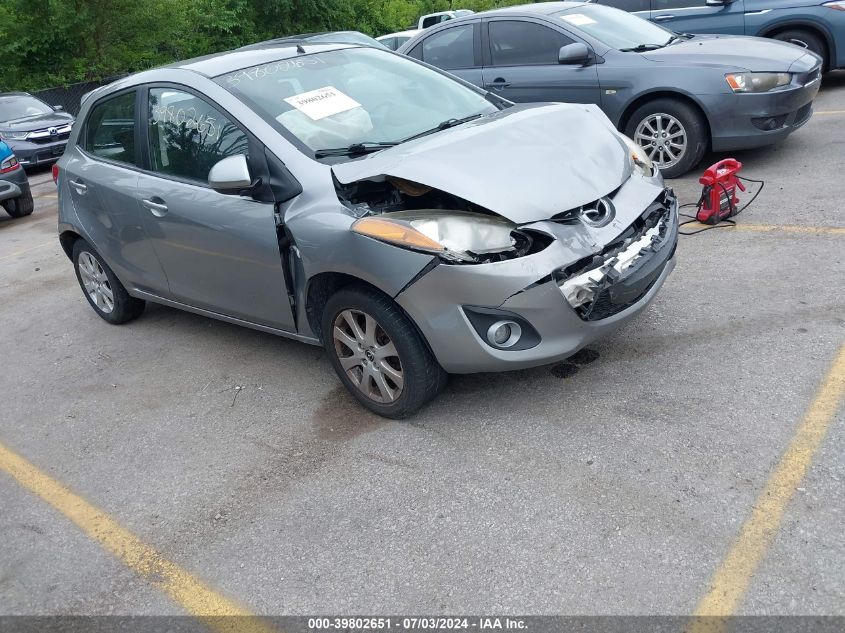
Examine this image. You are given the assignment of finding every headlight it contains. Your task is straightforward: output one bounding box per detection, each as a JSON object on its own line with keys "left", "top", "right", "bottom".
{"left": 725, "top": 72, "right": 791, "bottom": 93}
{"left": 352, "top": 211, "right": 522, "bottom": 263}
{"left": 620, "top": 134, "right": 655, "bottom": 178}
{"left": 0, "top": 130, "right": 29, "bottom": 141}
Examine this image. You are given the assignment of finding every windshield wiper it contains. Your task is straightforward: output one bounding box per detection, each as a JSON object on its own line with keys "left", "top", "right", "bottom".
{"left": 314, "top": 141, "right": 398, "bottom": 158}
{"left": 401, "top": 113, "right": 484, "bottom": 143}
{"left": 619, "top": 43, "right": 665, "bottom": 52}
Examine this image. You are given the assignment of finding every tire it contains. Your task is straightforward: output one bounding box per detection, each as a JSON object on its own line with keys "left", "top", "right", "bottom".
{"left": 624, "top": 98, "right": 708, "bottom": 179}
{"left": 72, "top": 240, "right": 145, "bottom": 324}
{"left": 2, "top": 189, "right": 34, "bottom": 218}
{"left": 321, "top": 284, "right": 447, "bottom": 419}
{"left": 771, "top": 29, "right": 827, "bottom": 71}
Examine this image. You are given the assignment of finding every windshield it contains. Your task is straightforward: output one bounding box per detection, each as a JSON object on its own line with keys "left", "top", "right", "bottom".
{"left": 553, "top": 5, "right": 674, "bottom": 51}
{"left": 0, "top": 95, "right": 53, "bottom": 122}
{"left": 217, "top": 47, "right": 497, "bottom": 157}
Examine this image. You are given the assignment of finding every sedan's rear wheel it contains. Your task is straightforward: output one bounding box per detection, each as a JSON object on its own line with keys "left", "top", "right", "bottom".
{"left": 322, "top": 285, "right": 447, "bottom": 419}
{"left": 2, "top": 189, "right": 34, "bottom": 218}
{"left": 72, "top": 240, "right": 145, "bottom": 324}
{"left": 625, "top": 98, "right": 708, "bottom": 179}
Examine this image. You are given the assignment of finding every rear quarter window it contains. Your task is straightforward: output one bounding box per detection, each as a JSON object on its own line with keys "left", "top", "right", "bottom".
{"left": 83, "top": 91, "right": 138, "bottom": 166}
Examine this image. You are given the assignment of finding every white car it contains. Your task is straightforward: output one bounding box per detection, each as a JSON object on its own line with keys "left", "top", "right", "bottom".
{"left": 376, "top": 29, "right": 423, "bottom": 51}
{"left": 417, "top": 10, "right": 474, "bottom": 29}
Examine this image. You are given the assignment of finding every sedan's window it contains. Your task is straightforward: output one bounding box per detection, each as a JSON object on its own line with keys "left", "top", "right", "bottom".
{"left": 217, "top": 47, "right": 496, "bottom": 157}
{"left": 596, "top": 0, "right": 650, "bottom": 11}
{"left": 488, "top": 21, "right": 574, "bottom": 66}
{"left": 422, "top": 24, "right": 476, "bottom": 69}
{"left": 84, "top": 92, "right": 137, "bottom": 165}
{"left": 147, "top": 88, "right": 249, "bottom": 183}
{"left": 553, "top": 5, "right": 673, "bottom": 50}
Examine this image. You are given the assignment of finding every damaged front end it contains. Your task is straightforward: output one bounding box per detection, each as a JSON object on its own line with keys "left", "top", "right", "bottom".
{"left": 554, "top": 193, "right": 677, "bottom": 321}
{"left": 336, "top": 175, "right": 553, "bottom": 264}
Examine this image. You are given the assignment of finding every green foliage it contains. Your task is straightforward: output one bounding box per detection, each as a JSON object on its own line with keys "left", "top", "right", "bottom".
{"left": 0, "top": 0, "right": 539, "bottom": 91}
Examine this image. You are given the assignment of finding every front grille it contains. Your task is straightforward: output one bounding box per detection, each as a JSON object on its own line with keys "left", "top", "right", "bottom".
{"left": 29, "top": 131, "right": 70, "bottom": 145}
{"left": 555, "top": 189, "right": 676, "bottom": 321}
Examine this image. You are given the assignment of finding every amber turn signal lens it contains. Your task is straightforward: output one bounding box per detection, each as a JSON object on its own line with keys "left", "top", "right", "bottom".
{"left": 352, "top": 217, "right": 445, "bottom": 252}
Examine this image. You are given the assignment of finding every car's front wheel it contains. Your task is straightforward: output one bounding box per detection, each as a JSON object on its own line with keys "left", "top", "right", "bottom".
{"left": 72, "top": 240, "right": 145, "bottom": 324}
{"left": 2, "top": 189, "right": 34, "bottom": 218}
{"left": 625, "top": 98, "right": 708, "bottom": 179}
{"left": 321, "top": 284, "right": 447, "bottom": 419}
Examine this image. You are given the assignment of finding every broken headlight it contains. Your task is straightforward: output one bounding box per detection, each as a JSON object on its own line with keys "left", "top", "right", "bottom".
{"left": 620, "top": 134, "right": 656, "bottom": 178}
{"left": 352, "top": 211, "right": 529, "bottom": 263}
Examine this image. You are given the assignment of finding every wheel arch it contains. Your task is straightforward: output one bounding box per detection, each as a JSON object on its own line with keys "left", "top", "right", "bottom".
{"left": 59, "top": 229, "right": 83, "bottom": 260}
{"left": 618, "top": 90, "right": 712, "bottom": 149}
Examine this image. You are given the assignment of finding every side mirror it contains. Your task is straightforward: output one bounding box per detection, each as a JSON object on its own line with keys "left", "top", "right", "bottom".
{"left": 558, "top": 43, "right": 591, "bottom": 65}
{"left": 208, "top": 154, "right": 252, "bottom": 192}
{"left": 53, "top": 105, "right": 64, "bottom": 112}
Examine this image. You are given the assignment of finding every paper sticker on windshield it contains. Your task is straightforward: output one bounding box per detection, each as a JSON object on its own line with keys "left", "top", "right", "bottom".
{"left": 561, "top": 13, "right": 596, "bottom": 26}
{"left": 284, "top": 86, "right": 362, "bottom": 121}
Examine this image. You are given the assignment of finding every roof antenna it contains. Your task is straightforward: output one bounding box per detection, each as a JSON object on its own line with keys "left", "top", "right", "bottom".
{"left": 296, "top": 44, "right": 306, "bottom": 54}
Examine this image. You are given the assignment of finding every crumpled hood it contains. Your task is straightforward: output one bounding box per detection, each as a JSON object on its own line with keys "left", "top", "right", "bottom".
{"left": 642, "top": 35, "right": 813, "bottom": 72}
{"left": 1, "top": 111, "right": 74, "bottom": 131}
{"left": 332, "top": 103, "right": 632, "bottom": 224}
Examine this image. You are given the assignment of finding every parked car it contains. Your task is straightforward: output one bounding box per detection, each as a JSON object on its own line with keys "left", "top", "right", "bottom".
{"left": 398, "top": 2, "right": 822, "bottom": 177}
{"left": 593, "top": 0, "right": 845, "bottom": 72}
{"left": 0, "top": 92, "right": 75, "bottom": 168}
{"left": 239, "top": 31, "right": 388, "bottom": 50}
{"left": 56, "top": 42, "right": 678, "bottom": 418}
{"left": 377, "top": 29, "right": 423, "bottom": 50}
{"left": 418, "top": 10, "right": 475, "bottom": 29}
{"left": 0, "top": 140, "right": 33, "bottom": 218}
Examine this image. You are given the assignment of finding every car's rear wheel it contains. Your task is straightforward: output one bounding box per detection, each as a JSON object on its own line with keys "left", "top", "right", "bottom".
{"left": 72, "top": 240, "right": 145, "bottom": 324}
{"left": 625, "top": 98, "right": 708, "bottom": 179}
{"left": 2, "top": 189, "right": 34, "bottom": 218}
{"left": 771, "top": 29, "right": 827, "bottom": 71}
{"left": 322, "top": 284, "right": 447, "bottom": 419}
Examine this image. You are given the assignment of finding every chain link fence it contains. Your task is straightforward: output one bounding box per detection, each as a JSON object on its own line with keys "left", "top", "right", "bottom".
{"left": 32, "top": 76, "right": 126, "bottom": 116}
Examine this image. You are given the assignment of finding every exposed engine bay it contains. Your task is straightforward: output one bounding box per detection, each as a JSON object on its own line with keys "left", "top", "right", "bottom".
{"left": 335, "top": 175, "right": 552, "bottom": 264}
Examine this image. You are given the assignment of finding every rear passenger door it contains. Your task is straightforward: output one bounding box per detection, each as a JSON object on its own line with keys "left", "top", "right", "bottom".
{"left": 406, "top": 22, "right": 484, "bottom": 88}
{"left": 135, "top": 86, "right": 294, "bottom": 331}
{"left": 481, "top": 18, "right": 601, "bottom": 106}
{"left": 650, "top": 0, "right": 745, "bottom": 35}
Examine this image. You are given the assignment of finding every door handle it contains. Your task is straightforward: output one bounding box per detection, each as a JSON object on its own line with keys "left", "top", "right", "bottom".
{"left": 142, "top": 197, "right": 168, "bottom": 217}
{"left": 653, "top": 14, "right": 675, "bottom": 21}
{"left": 69, "top": 179, "right": 88, "bottom": 194}
{"left": 484, "top": 78, "right": 511, "bottom": 90}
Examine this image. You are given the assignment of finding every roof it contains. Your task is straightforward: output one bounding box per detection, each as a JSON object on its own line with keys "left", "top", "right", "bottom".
{"left": 453, "top": 1, "right": 590, "bottom": 19}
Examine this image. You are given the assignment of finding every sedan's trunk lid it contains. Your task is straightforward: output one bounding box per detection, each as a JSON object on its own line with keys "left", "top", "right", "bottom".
{"left": 331, "top": 103, "right": 632, "bottom": 224}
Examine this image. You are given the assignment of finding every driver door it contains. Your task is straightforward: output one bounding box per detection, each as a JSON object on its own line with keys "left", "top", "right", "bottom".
{"left": 136, "top": 86, "right": 294, "bottom": 331}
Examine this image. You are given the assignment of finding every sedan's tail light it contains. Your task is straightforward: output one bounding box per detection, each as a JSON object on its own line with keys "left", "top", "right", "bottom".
{"left": 52, "top": 162, "right": 59, "bottom": 184}
{"left": 0, "top": 155, "right": 20, "bottom": 173}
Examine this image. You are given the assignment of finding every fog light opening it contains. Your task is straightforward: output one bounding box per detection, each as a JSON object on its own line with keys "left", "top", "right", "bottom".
{"left": 486, "top": 320, "right": 522, "bottom": 349}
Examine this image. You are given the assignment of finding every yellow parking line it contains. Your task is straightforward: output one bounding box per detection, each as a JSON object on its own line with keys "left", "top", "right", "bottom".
{"left": 0, "top": 241, "right": 54, "bottom": 261}
{"left": 691, "top": 344, "right": 845, "bottom": 627}
{"left": 683, "top": 222, "right": 845, "bottom": 236}
{"left": 35, "top": 193, "right": 58, "bottom": 199}
{"left": 814, "top": 110, "right": 845, "bottom": 115}
{"left": 0, "top": 440, "right": 274, "bottom": 633}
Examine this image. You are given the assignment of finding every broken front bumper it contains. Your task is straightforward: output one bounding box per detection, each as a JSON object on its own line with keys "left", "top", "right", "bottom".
{"left": 396, "top": 182, "right": 678, "bottom": 373}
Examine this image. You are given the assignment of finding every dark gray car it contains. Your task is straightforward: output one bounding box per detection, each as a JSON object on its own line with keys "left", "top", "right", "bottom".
{"left": 398, "top": 1, "right": 822, "bottom": 177}
{"left": 56, "top": 43, "right": 678, "bottom": 418}
{"left": 0, "top": 93, "right": 75, "bottom": 168}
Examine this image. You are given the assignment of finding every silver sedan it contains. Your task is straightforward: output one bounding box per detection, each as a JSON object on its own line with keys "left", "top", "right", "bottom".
{"left": 56, "top": 43, "right": 678, "bottom": 418}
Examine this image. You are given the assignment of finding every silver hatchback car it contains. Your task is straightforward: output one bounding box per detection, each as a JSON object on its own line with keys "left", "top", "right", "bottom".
{"left": 57, "top": 43, "right": 678, "bottom": 418}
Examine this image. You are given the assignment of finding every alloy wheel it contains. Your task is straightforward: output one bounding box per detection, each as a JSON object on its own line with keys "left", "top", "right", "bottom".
{"left": 332, "top": 308, "right": 404, "bottom": 404}
{"left": 634, "top": 113, "right": 687, "bottom": 170}
{"left": 78, "top": 252, "right": 115, "bottom": 314}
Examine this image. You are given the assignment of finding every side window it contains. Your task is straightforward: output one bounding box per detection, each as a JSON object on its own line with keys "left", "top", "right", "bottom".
{"left": 147, "top": 88, "right": 249, "bottom": 183}
{"left": 488, "top": 21, "right": 574, "bottom": 66}
{"left": 653, "top": 0, "right": 705, "bottom": 9}
{"left": 421, "top": 24, "right": 476, "bottom": 70}
{"left": 84, "top": 92, "right": 137, "bottom": 165}
{"left": 597, "top": 0, "right": 650, "bottom": 11}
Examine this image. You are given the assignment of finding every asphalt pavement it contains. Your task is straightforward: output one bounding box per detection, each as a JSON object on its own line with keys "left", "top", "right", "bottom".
{"left": 1, "top": 73, "right": 843, "bottom": 620}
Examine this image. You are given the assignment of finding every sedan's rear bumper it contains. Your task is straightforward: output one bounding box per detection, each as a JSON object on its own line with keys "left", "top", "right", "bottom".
{"left": 0, "top": 165, "right": 30, "bottom": 202}
{"left": 706, "top": 67, "right": 821, "bottom": 152}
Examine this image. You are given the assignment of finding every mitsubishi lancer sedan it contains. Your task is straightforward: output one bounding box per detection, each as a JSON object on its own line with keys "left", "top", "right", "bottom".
{"left": 56, "top": 43, "right": 678, "bottom": 418}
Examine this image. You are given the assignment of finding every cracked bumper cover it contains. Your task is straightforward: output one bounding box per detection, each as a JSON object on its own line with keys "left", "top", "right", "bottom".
{"left": 396, "top": 182, "right": 678, "bottom": 373}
